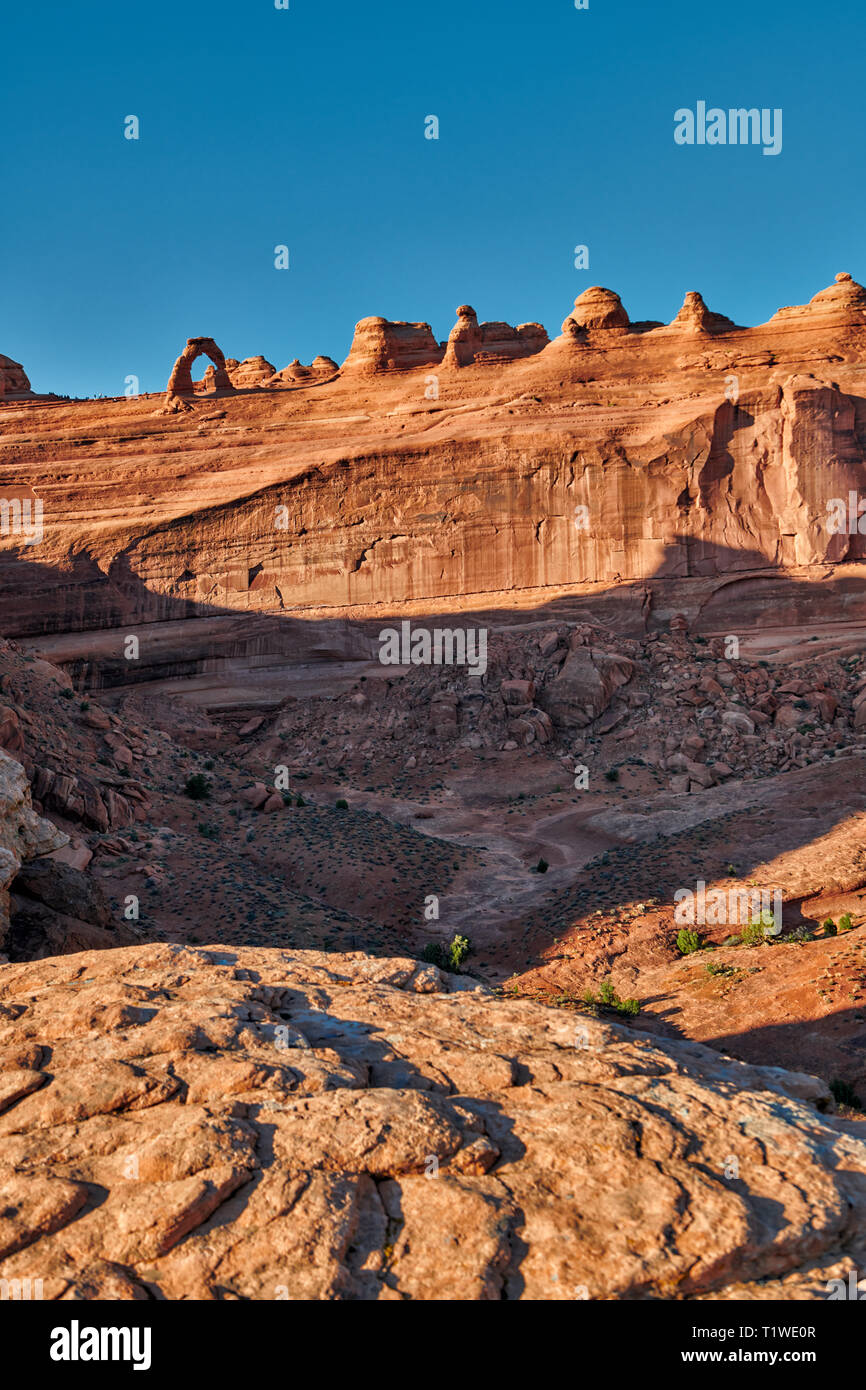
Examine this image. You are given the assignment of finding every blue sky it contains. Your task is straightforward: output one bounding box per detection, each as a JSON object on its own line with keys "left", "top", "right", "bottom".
{"left": 2, "top": 0, "right": 864, "bottom": 396}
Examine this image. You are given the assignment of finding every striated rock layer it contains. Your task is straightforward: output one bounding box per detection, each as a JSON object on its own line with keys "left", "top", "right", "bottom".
{"left": 1, "top": 273, "right": 866, "bottom": 643}
{"left": 1, "top": 941, "right": 864, "bottom": 1300}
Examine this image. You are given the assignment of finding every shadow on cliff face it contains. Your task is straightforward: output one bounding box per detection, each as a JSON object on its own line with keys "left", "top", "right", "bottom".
{"left": 3, "top": 533, "right": 866, "bottom": 673}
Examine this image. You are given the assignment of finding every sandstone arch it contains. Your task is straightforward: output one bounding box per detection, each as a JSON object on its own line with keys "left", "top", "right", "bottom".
{"left": 165, "top": 337, "right": 234, "bottom": 411}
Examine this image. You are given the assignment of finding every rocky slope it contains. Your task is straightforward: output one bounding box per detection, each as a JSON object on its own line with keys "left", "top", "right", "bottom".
{"left": 2, "top": 940, "right": 865, "bottom": 1301}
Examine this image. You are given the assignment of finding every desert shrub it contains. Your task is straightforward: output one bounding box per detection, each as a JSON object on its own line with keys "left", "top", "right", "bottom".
{"left": 739, "top": 922, "right": 764, "bottom": 948}
{"left": 839, "top": 912, "right": 854, "bottom": 933}
{"left": 295, "top": 795, "right": 306, "bottom": 807}
{"left": 184, "top": 773, "right": 210, "bottom": 800}
{"left": 448, "top": 934, "right": 471, "bottom": 970}
{"left": 604, "top": 768, "right": 619, "bottom": 783}
{"left": 534, "top": 857, "right": 549, "bottom": 874}
{"left": 830, "top": 1078, "right": 861, "bottom": 1110}
{"left": 705, "top": 961, "right": 733, "bottom": 977}
{"left": 823, "top": 917, "right": 837, "bottom": 937}
{"left": 787, "top": 924, "right": 813, "bottom": 942}
{"left": 586, "top": 979, "right": 640, "bottom": 1016}
{"left": 335, "top": 798, "right": 348, "bottom": 810}
{"left": 422, "top": 934, "right": 471, "bottom": 973}
{"left": 676, "top": 928, "right": 702, "bottom": 955}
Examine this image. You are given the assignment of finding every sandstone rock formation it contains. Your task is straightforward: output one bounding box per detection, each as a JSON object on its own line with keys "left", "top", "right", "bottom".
{"left": 228, "top": 356, "right": 277, "bottom": 389}
{"left": 341, "top": 317, "right": 442, "bottom": 374}
{"left": 539, "top": 642, "right": 634, "bottom": 729}
{"left": 165, "top": 337, "right": 234, "bottom": 411}
{"left": 4, "top": 272, "right": 866, "bottom": 639}
{"left": 0, "top": 354, "right": 31, "bottom": 400}
{"left": 0, "top": 749, "right": 67, "bottom": 951}
{"left": 268, "top": 355, "right": 339, "bottom": 385}
{"left": 658, "top": 290, "right": 739, "bottom": 335}
{"left": 559, "top": 284, "right": 630, "bottom": 338}
{"left": 198, "top": 356, "right": 277, "bottom": 391}
{"left": 769, "top": 270, "right": 866, "bottom": 328}
{"left": 442, "top": 306, "right": 548, "bottom": 367}
{"left": 1, "top": 940, "right": 863, "bottom": 1300}
{"left": 441, "top": 304, "right": 483, "bottom": 367}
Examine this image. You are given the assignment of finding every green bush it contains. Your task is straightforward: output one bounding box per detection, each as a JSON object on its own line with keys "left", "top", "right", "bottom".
{"left": 422, "top": 934, "right": 472, "bottom": 973}
{"left": 839, "top": 912, "right": 854, "bottom": 933}
{"left": 676, "top": 928, "right": 702, "bottom": 955}
{"left": 335, "top": 798, "right": 348, "bottom": 810}
{"left": 184, "top": 773, "right": 210, "bottom": 801}
{"left": 448, "top": 934, "right": 471, "bottom": 970}
{"left": 739, "top": 922, "right": 765, "bottom": 948}
{"left": 534, "top": 857, "right": 549, "bottom": 874}
{"left": 823, "top": 917, "right": 837, "bottom": 937}
{"left": 584, "top": 979, "right": 640, "bottom": 1016}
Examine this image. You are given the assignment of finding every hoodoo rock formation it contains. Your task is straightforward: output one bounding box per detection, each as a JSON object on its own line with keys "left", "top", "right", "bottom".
{"left": 165, "top": 337, "right": 234, "bottom": 411}
{"left": 442, "top": 304, "right": 483, "bottom": 367}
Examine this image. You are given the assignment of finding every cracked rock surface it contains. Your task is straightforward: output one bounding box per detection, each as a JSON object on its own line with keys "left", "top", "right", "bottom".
{"left": 1, "top": 941, "right": 865, "bottom": 1300}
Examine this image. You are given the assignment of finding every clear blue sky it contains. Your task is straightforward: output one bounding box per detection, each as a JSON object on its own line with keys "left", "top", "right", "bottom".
{"left": 2, "top": 0, "right": 864, "bottom": 397}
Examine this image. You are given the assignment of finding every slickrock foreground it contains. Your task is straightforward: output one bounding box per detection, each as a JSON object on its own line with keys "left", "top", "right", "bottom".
{"left": 1, "top": 941, "right": 865, "bottom": 1301}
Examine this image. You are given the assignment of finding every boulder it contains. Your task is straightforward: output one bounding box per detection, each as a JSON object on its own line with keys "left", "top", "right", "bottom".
{"left": 540, "top": 647, "right": 633, "bottom": 729}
